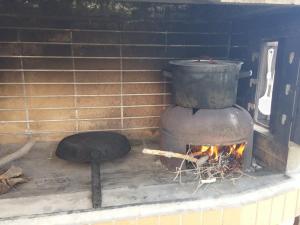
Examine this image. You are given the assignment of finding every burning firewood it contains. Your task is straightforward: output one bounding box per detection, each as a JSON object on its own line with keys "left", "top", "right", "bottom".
{"left": 143, "top": 148, "right": 208, "bottom": 166}
{"left": 143, "top": 145, "right": 255, "bottom": 193}
{"left": 0, "top": 166, "right": 28, "bottom": 195}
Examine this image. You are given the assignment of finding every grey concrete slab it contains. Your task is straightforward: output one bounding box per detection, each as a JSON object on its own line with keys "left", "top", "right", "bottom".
{"left": 0, "top": 140, "right": 291, "bottom": 219}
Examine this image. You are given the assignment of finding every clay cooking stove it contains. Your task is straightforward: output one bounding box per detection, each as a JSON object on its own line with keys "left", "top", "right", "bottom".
{"left": 159, "top": 60, "right": 254, "bottom": 173}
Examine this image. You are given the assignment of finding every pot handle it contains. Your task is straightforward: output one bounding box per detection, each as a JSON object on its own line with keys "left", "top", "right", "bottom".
{"left": 238, "top": 70, "right": 252, "bottom": 79}
{"left": 91, "top": 150, "right": 102, "bottom": 208}
{"left": 162, "top": 69, "right": 173, "bottom": 78}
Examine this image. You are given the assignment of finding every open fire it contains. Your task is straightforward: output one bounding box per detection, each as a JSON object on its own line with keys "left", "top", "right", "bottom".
{"left": 166, "top": 142, "right": 249, "bottom": 191}
{"left": 143, "top": 142, "right": 248, "bottom": 191}
{"left": 185, "top": 143, "right": 246, "bottom": 173}
{"left": 187, "top": 143, "right": 246, "bottom": 162}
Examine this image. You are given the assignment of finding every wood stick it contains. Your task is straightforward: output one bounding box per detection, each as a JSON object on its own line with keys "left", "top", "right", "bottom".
{"left": 143, "top": 148, "right": 208, "bottom": 165}
{"left": 201, "top": 178, "right": 217, "bottom": 184}
{"left": 0, "top": 166, "right": 23, "bottom": 180}
{"left": 0, "top": 140, "right": 35, "bottom": 168}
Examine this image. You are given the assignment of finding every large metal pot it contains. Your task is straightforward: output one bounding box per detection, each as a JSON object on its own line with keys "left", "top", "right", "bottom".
{"left": 164, "top": 59, "right": 249, "bottom": 109}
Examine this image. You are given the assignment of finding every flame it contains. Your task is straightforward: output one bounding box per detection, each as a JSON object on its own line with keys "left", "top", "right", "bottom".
{"left": 190, "top": 145, "right": 209, "bottom": 157}
{"left": 235, "top": 143, "right": 246, "bottom": 158}
{"left": 210, "top": 146, "right": 219, "bottom": 161}
{"left": 227, "top": 144, "right": 236, "bottom": 156}
{"left": 201, "top": 145, "right": 210, "bottom": 152}
{"left": 189, "top": 143, "right": 246, "bottom": 162}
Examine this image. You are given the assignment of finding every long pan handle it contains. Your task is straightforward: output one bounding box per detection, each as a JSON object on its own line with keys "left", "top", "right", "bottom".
{"left": 91, "top": 151, "right": 102, "bottom": 208}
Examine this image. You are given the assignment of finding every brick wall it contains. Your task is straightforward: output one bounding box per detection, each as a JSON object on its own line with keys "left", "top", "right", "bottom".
{"left": 0, "top": 5, "right": 233, "bottom": 143}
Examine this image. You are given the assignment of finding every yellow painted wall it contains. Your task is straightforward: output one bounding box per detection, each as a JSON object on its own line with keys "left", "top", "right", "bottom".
{"left": 94, "top": 189, "right": 300, "bottom": 225}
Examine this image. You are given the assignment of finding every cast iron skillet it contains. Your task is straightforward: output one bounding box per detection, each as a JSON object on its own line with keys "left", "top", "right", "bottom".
{"left": 55, "top": 131, "right": 131, "bottom": 208}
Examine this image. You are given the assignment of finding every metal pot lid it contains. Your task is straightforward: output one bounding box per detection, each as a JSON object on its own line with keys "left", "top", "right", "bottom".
{"left": 169, "top": 59, "right": 243, "bottom": 72}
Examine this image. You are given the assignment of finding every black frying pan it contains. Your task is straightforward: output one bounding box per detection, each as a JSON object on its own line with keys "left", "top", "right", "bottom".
{"left": 55, "top": 131, "right": 131, "bottom": 208}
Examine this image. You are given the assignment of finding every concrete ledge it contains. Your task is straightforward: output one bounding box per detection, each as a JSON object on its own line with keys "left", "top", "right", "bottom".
{"left": 1, "top": 173, "right": 300, "bottom": 225}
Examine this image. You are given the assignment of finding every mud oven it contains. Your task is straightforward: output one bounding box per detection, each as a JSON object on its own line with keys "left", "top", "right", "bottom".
{"left": 159, "top": 60, "right": 254, "bottom": 171}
